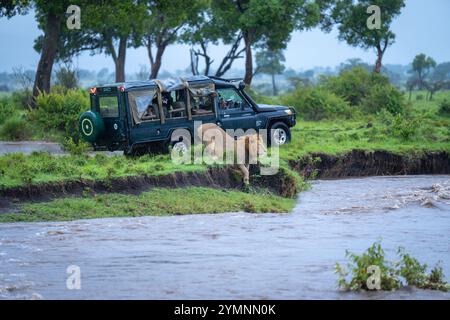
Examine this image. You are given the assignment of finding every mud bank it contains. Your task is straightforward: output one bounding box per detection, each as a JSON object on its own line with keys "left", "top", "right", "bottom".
{"left": 0, "top": 166, "right": 298, "bottom": 212}
{"left": 290, "top": 150, "right": 450, "bottom": 179}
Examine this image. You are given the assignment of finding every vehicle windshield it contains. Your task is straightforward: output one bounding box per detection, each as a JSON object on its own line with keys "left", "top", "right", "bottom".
{"left": 217, "top": 88, "right": 250, "bottom": 110}
{"left": 98, "top": 95, "right": 119, "bottom": 117}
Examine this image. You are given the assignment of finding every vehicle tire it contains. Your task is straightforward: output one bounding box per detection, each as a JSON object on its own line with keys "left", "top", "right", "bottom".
{"left": 79, "top": 111, "right": 105, "bottom": 143}
{"left": 269, "top": 122, "right": 291, "bottom": 146}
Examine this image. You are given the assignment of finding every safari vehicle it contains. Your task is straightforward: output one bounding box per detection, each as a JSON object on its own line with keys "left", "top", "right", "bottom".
{"left": 79, "top": 75, "right": 296, "bottom": 155}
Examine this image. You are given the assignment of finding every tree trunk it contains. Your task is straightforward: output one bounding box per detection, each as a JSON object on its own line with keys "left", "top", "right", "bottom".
{"left": 114, "top": 37, "right": 127, "bottom": 82}
{"left": 150, "top": 45, "right": 165, "bottom": 79}
{"left": 374, "top": 48, "right": 383, "bottom": 74}
{"left": 243, "top": 32, "right": 253, "bottom": 85}
{"left": 32, "top": 12, "right": 61, "bottom": 105}
{"left": 271, "top": 73, "right": 277, "bottom": 96}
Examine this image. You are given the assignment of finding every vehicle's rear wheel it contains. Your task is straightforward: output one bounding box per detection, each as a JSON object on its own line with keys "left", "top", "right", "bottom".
{"left": 269, "top": 122, "right": 291, "bottom": 146}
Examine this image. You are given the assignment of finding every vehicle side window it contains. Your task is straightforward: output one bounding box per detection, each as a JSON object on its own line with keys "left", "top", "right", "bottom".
{"left": 217, "top": 88, "right": 250, "bottom": 111}
{"left": 128, "top": 89, "right": 159, "bottom": 124}
{"left": 99, "top": 95, "right": 119, "bottom": 117}
{"left": 191, "top": 94, "right": 214, "bottom": 116}
{"left": 165, "top": 90, "right": 187, "bottom": 119}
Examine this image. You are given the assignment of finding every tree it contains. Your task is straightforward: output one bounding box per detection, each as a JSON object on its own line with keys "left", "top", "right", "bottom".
{"left": 424, "top": 62, "right": 450, "bottom": 100}
{"left": 411, "top": 54, "right": 437, "bottom": 90}
{"left": 212, "top": 0, "right": 328, "bottom": 85}
{"left": 81, "top": 0, "right": 148, "bottom": 82}
{"left": 184, "top": 4, "right": 245, "bottom": 77}
{"left": 142, "top": 0, "right": 205, "bottom": 79}
{"left": 255, "top": 50, "right": 285, "bottom": 95}
{"left": 332, "top": 0, "right": 405, "bottom": 73}
{"left": 45, "top": 1, "right": 148, "bottom": 83}
{"left": 0, "top": 0, "right": 30, "bottom": 18}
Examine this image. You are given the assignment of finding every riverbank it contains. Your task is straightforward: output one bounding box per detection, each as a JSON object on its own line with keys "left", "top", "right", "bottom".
{"left": 0, "top": 148, "right": 449, "bottom": 222}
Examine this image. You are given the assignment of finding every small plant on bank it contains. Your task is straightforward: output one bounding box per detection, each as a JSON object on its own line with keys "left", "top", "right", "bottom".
{"left": 336, "top": 242, "right": 449, "bottom": 292}
{"left": 391, "top": 114, "right": 418, "bottom": 140}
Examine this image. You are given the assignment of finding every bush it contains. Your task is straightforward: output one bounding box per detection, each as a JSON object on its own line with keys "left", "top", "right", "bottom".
{"left": 361, "top": 84, "right": 405, "bottom": 115}
{"left": 336, "top": 242, "right": 449, "bottom": 292}
{"left": 438, "top": 99, "right": 450, "bottom": 115}
{"left": 30, "top": 89, "right": 89, "bottom": 142}
{"left": 0, "top": 98, "right": 18, "bottom": 125}
{"left": 321, "top": 67, "right": 390, "bottom": 106}
{"left": 0, "top": 116, "right": 31, "bottom": 140}
{"left": 281, "top": 86, "right": 353, "bottom": 120}
{"left": 416, "top": 94, "right": 424, "bottom": 101}
{"left": 335, "top": 242, "right": 400, "bottom": 291}
{"left": 391, "top": 115, "right": 418, "bottom": 140}
{"left": 320, "top": 67, "right": 404, "bottom": 115}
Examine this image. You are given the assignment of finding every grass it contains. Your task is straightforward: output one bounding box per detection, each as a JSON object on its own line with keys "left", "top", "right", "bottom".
{"left": 281, "top": 91, "right": 450, "bottom": 160}
{"left": 0, "top": 187, "right": 296, "bottom": 223}
{"left": 0, "top": 152, "right": 206, "bottom": 189}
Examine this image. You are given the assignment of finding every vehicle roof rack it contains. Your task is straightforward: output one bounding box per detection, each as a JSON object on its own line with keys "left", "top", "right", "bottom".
{"left": 209, "top": 76, "right": 243, "bottom": 82}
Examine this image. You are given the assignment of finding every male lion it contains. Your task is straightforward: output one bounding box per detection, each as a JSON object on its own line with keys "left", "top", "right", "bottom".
{"left": 197, "top": 123, "right": 267, "bottom": 185}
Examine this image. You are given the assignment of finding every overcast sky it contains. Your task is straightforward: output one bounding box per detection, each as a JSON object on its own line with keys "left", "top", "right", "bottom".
{"left": 0, "top": 0, "right": 449, "bottom": 74}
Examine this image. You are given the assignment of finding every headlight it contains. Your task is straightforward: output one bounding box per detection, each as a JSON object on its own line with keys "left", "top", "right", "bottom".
{"left": 284, "top": 109, "right": 292, "bottom": 115}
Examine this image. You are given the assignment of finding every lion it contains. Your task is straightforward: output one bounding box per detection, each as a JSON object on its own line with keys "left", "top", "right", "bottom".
{"left": 197, "top": 123, "right": 267, "bottom": 185}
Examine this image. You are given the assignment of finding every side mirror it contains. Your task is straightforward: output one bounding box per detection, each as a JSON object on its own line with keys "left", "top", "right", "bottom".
{"left": 238, "top": 81, "right": 246, "bottom": 91}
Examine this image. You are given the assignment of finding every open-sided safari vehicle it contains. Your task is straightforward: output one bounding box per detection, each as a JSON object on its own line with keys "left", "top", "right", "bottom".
{"left": 79, "top": 76, "right": 296, "bottom": 155}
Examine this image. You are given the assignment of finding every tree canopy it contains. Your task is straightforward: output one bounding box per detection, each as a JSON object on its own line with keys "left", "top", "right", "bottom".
{"left": 332, "top": 0, "right": 405, "bottom": 73}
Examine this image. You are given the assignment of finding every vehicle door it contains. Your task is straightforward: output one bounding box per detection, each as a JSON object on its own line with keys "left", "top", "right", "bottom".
{"left": 217, "top": 87, "right": 256, "bottom": 131}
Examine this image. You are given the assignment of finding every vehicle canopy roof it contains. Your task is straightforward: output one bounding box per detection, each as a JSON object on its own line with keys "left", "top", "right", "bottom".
{"left": 98, "top": 75, "right": 238, "bottom": 92}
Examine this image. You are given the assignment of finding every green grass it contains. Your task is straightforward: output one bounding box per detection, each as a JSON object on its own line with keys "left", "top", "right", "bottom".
{"left": 0, "top": 152, "right": 206, "bottom": 189}
{"left": 0, "top": 187, "right": 295, "bottom": 222}
{"left": 280, "top": 91, "right": 450, "bottom": 160}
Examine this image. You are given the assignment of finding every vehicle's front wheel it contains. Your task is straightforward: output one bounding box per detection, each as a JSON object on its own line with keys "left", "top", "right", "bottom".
{"left": 269, "top": 122, "right": 291, "bottom": 146}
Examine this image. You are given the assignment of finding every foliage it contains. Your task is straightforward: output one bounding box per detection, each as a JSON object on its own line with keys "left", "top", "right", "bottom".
{"left": 391, "top": 115, "right": 418, "bottom": 140}
{"left": 0, "top": 116, "right": 31, "bottom": 140}
{"left": 54, "top": 65, "right": 78, "bottom": 89}
{"left": 321, "top": 67, "right": 390, "bottom": 106}
{"left": 361, "top": 83, "right": 405, "bottom": 115}
{"left": 438, "top": 99, "right": 450, "bottom": 115}
{"left": 336, "top": 242, "right": 449, "bottom": 292}
{"left": 332, "top": 0, "right": 405, "bottom": 72}
{"left": 335, "top": 242, "right": 400, "bottom": 291}
{"left": 30, "top": 89, "right": 89, "bottom": 142}
{"left": 0, "top": 98, "right": 18, "bottom": 125}
{"left": 411, "top": 53, "right": 437, "bottom": 90}
{"left": 281, "top": 86, "right": 352, "bottom": 120}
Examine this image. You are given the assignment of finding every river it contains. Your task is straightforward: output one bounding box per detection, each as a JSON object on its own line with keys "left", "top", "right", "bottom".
{"left": 0, "top": 175, "right": 449, "bottom": 299}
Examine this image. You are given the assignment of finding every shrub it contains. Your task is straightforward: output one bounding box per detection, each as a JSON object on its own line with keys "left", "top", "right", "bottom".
{"left": 391, "top": 115, "right": 418, "bottom": 140}
{"left": 0, "top": 116, "right": 31, "bottom": 140}
{"left": 0, "top": 98, "right": 18, "bottom": 125}
{"left": 336, "top": 242, "right": 449, "bottom": 292}
{"left": 438, "top": 99, "right": 450, "bottom": 115}
{"left": 281, "top": 86, "right": 353, "bottom": 120}
{"left": 30, "top": 89, "right": 89, "bottom": 142}
{"left": 416, "top": 94, "right": 424, "bottom": 101}
{"left": 335, "top": 242, "right": 401, "bottom": 291}
{"left": 361, "top": 84, "right": 405, "bottom": 115}
{"left": 321, "top": 67, "right": 390, "bottom": 106}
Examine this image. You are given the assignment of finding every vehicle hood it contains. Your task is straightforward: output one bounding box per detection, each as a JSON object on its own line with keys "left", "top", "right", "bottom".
{"left": 257, "top": 104, "right": 291, "bottom": 112}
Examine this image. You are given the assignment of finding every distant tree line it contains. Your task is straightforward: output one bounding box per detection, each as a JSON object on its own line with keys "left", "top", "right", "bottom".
{"left": 0, "top": 0, "right": 413, "bottom": 105}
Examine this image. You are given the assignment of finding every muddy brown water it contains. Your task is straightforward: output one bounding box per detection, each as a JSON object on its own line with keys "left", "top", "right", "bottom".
{"left": 0, "top": 175, "right": 449, "bottom": 300}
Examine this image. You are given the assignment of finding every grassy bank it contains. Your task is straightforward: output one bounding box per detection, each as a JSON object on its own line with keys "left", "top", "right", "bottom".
{"left": 0, "top": 187, "right": 295, "bottom": 223}
{"left": 0, "top": 152, "right": 205, "bottom": 189}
